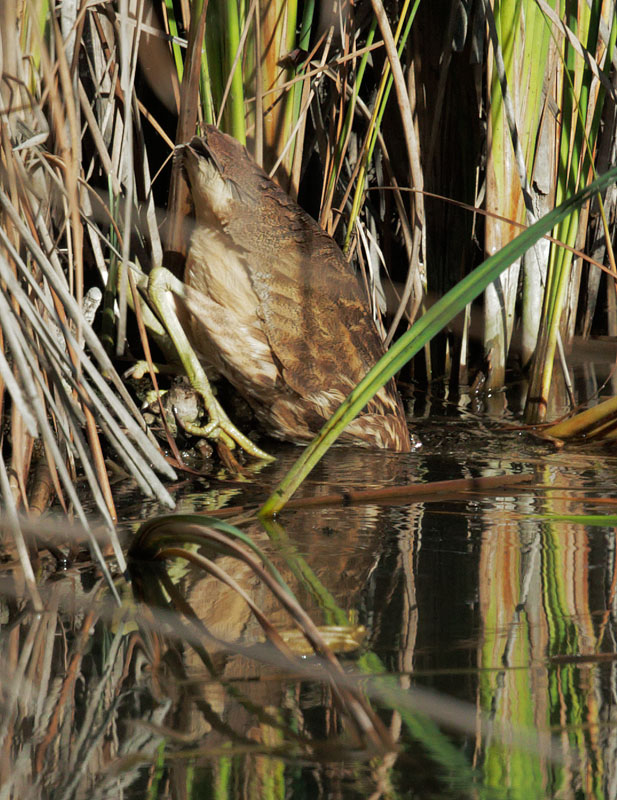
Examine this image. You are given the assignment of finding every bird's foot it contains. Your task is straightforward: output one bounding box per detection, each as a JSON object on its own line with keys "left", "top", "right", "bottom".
{"left": 180, "top": 387, "right": 272, "bottom": 461}
{"left": 147, "top": 266, "right": 274, "bottom": 462}
{"left": 125, "top": 360, "right": 164, "bottom": 381}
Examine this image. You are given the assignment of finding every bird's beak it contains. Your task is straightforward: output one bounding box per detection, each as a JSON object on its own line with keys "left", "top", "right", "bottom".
{"left": 183, "top": 136, "right": 225, "bottom": 176}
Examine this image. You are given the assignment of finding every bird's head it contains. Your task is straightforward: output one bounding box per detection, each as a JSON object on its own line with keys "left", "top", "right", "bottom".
{"left": 178, "top": 127, "right": 252, "bottom": 225}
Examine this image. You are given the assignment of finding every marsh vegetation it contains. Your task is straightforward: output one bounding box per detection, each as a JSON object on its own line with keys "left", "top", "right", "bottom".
{"left": 1, "top": 0, "right": 617, "bottom": 797}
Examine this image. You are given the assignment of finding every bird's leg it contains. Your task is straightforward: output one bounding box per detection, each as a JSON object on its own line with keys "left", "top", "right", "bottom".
{"left": 147, "top": 266, "right": 274, "bottom": 461}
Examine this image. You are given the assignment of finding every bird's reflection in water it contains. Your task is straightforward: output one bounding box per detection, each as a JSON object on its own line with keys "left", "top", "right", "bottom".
{"left": 134, "top": 446, "right": 420, "bottom": 764}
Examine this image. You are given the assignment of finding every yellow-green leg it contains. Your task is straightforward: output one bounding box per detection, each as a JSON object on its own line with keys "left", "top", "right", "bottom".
{"left": 148, "top": 267, "right": 274, "bottom": 461}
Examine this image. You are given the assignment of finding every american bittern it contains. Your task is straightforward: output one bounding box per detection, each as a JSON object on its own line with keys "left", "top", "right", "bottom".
{"left": 148, "top": 126, "right": 410, "bottom": 456}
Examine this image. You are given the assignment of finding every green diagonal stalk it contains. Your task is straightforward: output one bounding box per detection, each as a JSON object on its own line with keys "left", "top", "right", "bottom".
{"left": 260, "top": 165, "right": 617, "bottom": 516}
{"left": 260, "top": 517, "right": 349, "bottom": 626}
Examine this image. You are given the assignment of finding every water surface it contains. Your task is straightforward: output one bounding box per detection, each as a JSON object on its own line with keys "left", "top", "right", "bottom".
{"left": 4, "top": 407, "right": 617, "bottom": 799}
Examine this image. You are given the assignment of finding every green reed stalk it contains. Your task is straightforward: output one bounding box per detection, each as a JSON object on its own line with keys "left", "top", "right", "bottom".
{"left": 483, "top": 0, "right": 552, "bottom": 388}
{"left": 344, "top": 0, "right": 419, "bottom": 251}
{"left": 525, "top": 1, "right": 617, "bottom": 422}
